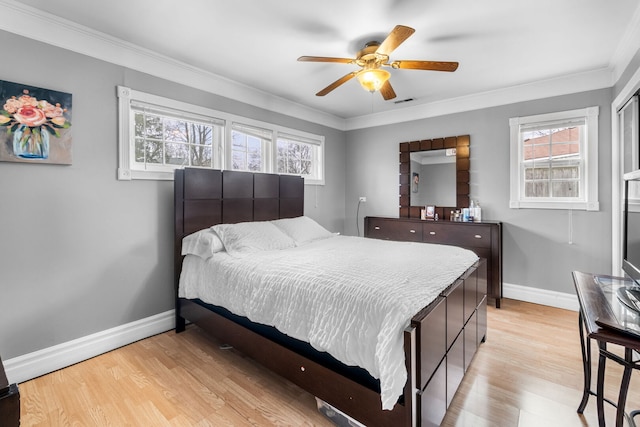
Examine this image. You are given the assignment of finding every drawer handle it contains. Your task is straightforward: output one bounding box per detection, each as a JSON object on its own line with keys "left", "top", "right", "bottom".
{"left": 474, "top": 234, "right": 482, "bottom": 239}
{"left": 429, "top": 231, "right": 436, "bottom": 235}
{"left": 409, "top": 229, "right": 416, "bottom": 233}
{"left": 374, "top": 226, "right": 380, "bottom": 230}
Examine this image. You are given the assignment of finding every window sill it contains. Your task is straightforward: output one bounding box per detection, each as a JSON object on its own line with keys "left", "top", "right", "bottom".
{"left": 118, "top": 167, "right": 324, "bottom": 184}
{"left": 118, "top": 168, "right": 175, "bottom": 181}
{"left": 303, "top": 178, "right": 325, "bottom": 186}
{"left": 509, "top": 200, "right": 599, "bottom": 211}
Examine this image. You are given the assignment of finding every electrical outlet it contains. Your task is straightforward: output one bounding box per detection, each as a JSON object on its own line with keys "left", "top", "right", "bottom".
{"left": 359, "top": 196, "right": 367, "bottom": 202}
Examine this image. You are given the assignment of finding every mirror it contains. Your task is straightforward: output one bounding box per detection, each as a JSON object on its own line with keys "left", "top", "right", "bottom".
{"left": 410, "top": 151, "right": 457, "bottom": 207}
{"left": 399, "top": 135, "right": 470, "bottom": 219}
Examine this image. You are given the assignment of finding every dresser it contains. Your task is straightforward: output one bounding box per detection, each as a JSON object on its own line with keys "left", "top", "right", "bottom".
{"left": 365, "top": 216, "right": 503, "bottom": 307}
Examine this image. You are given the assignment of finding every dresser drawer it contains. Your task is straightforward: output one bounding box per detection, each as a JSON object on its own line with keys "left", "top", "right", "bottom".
{"left": 422, "top": 223, "right": 491, "bottom": 248}
{"left": 366, "top": 219, "right": 423, "bottom": 242}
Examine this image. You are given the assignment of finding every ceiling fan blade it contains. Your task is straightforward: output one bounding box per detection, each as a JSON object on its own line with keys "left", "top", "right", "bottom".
{"left": 391, "top": 60, "right": 459, "bottom": 72}
{"left": 380, "top": 80, "right": 396, "bottom": 100}
{"left": 376, "top": 25, "right": 415, "bottom": 56}
{"left": 298, "top": 56, "right": 355, "bottom": 64}
{"left": 316, "top": 72, "right": 358, "bottom": 96}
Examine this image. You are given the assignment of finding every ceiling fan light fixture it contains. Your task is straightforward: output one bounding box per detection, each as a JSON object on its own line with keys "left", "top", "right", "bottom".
{"left": 356, "top": 69, "right": 390, "bottom": 93}
{"left": 300, "top": 25, "right": 457, "bottom": 98}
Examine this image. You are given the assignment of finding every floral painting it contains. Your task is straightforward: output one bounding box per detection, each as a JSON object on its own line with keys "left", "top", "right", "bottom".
{"left": 0, "top": 80, "right": 72, "bottom": 164}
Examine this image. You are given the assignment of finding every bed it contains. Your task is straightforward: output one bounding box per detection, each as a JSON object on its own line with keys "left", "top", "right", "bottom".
{"left": 174, "top": 168, "right": 488, "bottom": 427}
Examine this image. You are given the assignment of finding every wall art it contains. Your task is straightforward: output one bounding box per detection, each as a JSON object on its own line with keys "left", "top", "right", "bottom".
{"left": 0, "top": 79, "right": 72, "bottom": 165}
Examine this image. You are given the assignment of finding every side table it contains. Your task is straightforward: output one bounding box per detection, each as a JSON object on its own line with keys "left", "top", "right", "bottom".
{"left": 573, "top": 271, "right": 640, "bottom": 427}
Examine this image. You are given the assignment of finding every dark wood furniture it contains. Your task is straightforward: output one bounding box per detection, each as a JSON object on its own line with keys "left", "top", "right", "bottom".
{"left": 0, "top": 355, "right": 20, "bottom": 427}
{"left": 174, "top": 168, "right": 487, "bottom": 427}
{"left": 573, "top": 271, "right": 640, "bottom": 427}
{"left": 365, "top": 216, "right": 502, "bottom": 308}
{"left": 399, "top": 135, "right": 470, "bottom": 219}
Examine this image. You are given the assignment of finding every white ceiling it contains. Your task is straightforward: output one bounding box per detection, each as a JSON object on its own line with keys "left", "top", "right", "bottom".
{"left": 2, "top": 0, "right": 640, "bottom": 130}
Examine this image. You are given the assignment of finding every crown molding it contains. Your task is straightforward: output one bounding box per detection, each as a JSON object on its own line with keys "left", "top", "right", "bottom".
{"left": 610, "top": 3, "right": 640, "bottom": 83}
{"left": 345, "top": 68, "right": 613, "bottom": 130}
{"left": 0, "top": 0, "right": 346, "bottom": 130}
{"left": 1, "top": 0, "right": 638, "bottom": 133}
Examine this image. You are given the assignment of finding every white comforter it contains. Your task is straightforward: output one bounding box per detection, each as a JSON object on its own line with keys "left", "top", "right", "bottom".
{"left": 178, "top": 235, "right": 478, "bottom": 409}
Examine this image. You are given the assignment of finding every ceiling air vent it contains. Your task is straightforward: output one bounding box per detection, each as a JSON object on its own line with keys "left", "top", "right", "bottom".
{"left": 394, "top": 98, "right": 414, "bottom": 104}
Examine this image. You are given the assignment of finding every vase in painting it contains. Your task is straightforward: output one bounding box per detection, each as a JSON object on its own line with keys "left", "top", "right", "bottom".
{"left": 12, "top": 125, "right": 49, "bottom": 159}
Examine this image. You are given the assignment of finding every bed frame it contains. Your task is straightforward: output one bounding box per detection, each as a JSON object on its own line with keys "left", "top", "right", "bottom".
{"left": 174, "top": 168, "right": 487, "bottom": 427}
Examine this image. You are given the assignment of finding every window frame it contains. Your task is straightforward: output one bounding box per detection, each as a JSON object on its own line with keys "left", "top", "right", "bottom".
{"left": 117, "top": 86, "right": 324, "bottom": 184}
{"left": 229, "top": 121, "right": 273, "bottom": 173}
{"left": 130, "top": 101, "right": 224, "bottom": 175}
{"left": 275, "top": 130, "right": 325, "bottom": 185}
{"left": 509, "top": 106, "right": 599, "bottom": 211}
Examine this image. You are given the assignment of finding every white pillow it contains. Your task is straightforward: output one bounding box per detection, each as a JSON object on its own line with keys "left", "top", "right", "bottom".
{"left": 181, "top": 228, "right": 225, "bottom": 259}
{"left": 271, "top": 216, "right": 334, "bottom": 246}
{"left": 211, "top": 221, "right": 296, "bottom": 257}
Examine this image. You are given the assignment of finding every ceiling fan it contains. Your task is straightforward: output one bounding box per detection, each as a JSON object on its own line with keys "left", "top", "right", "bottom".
{"left": 298, "top": 25, "right": 459, "bottom": 100}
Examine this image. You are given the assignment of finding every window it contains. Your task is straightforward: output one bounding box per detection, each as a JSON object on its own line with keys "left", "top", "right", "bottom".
{"left": 230, "top": 123, "right": 271, "bottom": 172}
{"left": 117, "top": 86, "right": 324, "bottom": 183}
{"left": 276, "top": 132, "right": 323, "bottom": 184}
{"left": 521, "top": 126, "right": 581, "bottom": 198}
{"left": 509, "top": 106, "right": 599, "bottom": 210}
{"left": 133, "top": 105, "right": 223, "bottom": 170}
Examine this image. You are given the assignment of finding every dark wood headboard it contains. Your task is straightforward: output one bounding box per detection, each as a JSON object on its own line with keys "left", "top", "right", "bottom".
{"left": 173, "top": 168, "right": 305, "bottom": 291}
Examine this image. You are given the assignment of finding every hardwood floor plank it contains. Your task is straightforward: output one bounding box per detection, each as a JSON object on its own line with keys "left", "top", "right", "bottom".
{"left": 443, "top": 299, "right": 640, "bottom": 427}
{"left": 18, "top": 299, "right": 640, "bottom": 426}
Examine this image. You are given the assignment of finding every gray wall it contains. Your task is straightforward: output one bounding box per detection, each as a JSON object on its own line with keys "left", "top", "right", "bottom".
{"left": 416, "top": 162, "right": 457, "bottom": 207}
{"left": 1, "top": 25, "right": 636, "bottom": 362}
{"left": 409, "top": 159, "right": 457, "bottom": 207}
{"left": 0, "top": 30, "right": 345, "bottom": 359}
{"left": 345, "top": 88, "right": 613, "bottom": 294}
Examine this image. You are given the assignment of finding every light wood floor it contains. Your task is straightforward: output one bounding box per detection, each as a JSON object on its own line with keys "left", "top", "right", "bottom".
{"left": 18, "top": 299, "right": 640, "bottom": 426}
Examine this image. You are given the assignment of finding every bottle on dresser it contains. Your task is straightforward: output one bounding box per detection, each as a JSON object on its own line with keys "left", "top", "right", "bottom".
{"left": 470, "top": 200, "right": 482, "bottom": 222}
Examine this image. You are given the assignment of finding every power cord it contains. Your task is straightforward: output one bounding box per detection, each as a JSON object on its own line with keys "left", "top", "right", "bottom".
{"left": 356, "top": 200, "right": 362, "bottom": 237}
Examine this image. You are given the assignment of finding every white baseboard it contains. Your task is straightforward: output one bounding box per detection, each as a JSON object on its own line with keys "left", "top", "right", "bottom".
{"left": 4, "top": 309, "right": 175, "bottom": 384}
{"left": 503, "top": 282, "right": 579, "bottom": 311}
{"left": 3, "top": 285, "right": 575, "bottom": 385}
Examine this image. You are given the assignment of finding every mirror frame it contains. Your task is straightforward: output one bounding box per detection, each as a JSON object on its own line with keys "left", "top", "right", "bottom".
{"left": 399, "top": 135, "right": 470, "bottom": 220}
